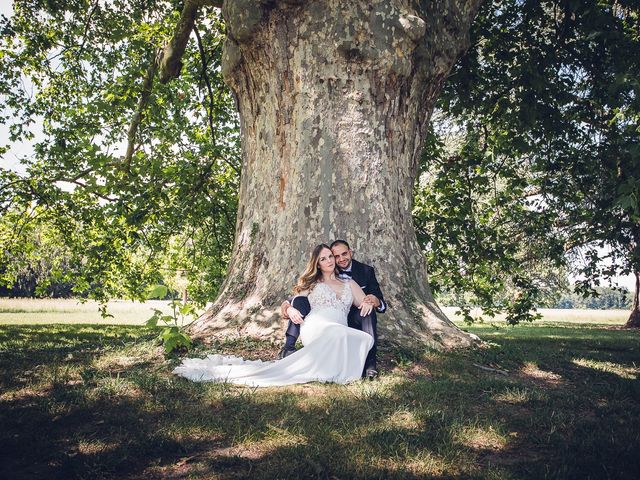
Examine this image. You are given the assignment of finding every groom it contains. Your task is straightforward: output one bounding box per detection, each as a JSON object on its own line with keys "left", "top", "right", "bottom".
{"left": 278, "top": 239, "right": 387, "bottom": 379}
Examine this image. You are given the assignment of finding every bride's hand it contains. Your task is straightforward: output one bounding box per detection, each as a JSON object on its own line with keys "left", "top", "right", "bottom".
{"left": 359, "top": 301, "right": 373, "bottom": 317}
{"left": 288, "top": 306, "right": 304, "bottom": 324}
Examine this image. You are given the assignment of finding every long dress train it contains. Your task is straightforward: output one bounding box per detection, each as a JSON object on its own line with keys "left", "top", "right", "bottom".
{"left": 172, "top": 281, "right": 373, "bottom": 387}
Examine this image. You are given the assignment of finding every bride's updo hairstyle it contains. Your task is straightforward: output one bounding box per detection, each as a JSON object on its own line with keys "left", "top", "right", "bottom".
{"left": 293, "top": 243, "right": 337, "bottom": 294}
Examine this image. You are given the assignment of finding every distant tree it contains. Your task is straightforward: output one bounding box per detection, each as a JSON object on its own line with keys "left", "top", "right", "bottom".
{"left": 554, "top": 287, "right": 632, "bottom": 310}
{"left": 0, "top": 1, "right": 239, "bottom": 305}
{"left": 418, "top": 0, "right": 640, "bottom": 326}
{"left": 414, "top": 117, "right": 568, "bottom": 324}
{"left": 0, "top": 215, "right": 77, "bottom": 298}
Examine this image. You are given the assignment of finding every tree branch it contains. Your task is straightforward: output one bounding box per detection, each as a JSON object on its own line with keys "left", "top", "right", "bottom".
{"left": 193, "top": 25, "right": 217, "bottom": 146}
{"left": 63, "top": 179, "right": 117, "bottom": 202}
{"left": 124, "top": 47, "right": 161, "bottom": 169}
{"left": 75, "top": 0, "right": 99, "bottom": 61}
{"left": 158, "top": 0, "right": 225, "bottom": 84}
{"left": 193, "top": 25, "right": 241, "bottom": 176}
{"left": 125, "top": 0, "right": 225, "bottom": 169}
{"left": 159, "top": 0, "right": 200, "bottom": 83}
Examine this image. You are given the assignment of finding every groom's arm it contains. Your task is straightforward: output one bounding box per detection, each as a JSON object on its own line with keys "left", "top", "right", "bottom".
{"left": 280, "top": 297, "right": 294, "bottom": 318}
{"left": 366, "top": 266, "right": 387, "bottom": 313}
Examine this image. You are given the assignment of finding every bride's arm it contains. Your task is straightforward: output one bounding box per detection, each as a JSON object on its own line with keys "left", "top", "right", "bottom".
{"left": 349, "top": 281, "right": 373, "bottom": 316}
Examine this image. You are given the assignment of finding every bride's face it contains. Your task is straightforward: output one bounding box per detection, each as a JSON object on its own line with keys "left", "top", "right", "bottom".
{"left": 317, "top": 248, "right": 336, "bottom": 273}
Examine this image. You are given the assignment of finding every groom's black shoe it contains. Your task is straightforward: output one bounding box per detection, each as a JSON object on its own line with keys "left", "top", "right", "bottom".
{"left": 277, "top": 347, "right": 296, "bottom": 360}
{"left": 365, "top": 368, "right": 378, "bottom": 380}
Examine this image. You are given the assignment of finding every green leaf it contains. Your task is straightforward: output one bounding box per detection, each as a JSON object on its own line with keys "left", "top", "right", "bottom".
{"left": 178, "top": 302, "right": 196, "bottom": 316}
{"left": 146, "top": 285, "right": 168, "bottom": 300}
{"left": 145, "top": 313, "right": 159, "bottom": 327}
{"left": 160, "top": 328, "right": 192, "bottom": 353}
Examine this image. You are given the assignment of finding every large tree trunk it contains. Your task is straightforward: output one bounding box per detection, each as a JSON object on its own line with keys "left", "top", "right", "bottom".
{"left": 625, "top": 270, "right": 640, "bottom": 328}
{"left": 190, "top": 0, "right": 483, "bottom": 349}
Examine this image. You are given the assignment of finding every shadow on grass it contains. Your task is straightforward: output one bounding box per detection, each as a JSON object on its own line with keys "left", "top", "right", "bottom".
{"left": 433, "top": 323, "right": 640, "bottom": 479}
{"left": 0, "top": 323, "right": 639, "bottom": 479}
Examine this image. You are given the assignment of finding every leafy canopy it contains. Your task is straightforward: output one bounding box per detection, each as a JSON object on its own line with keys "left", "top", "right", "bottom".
{"left": 1, "top": 0, "right": 239, "bottom": 304}
{"left": 1, "top": 0, "right": 638, "bottom": 324}
{"left": 416, "top": 0, "right": 640, "bottom": 322}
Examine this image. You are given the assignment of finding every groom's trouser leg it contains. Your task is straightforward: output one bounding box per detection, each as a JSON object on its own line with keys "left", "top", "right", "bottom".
{"left": 284, "top": 297, "right": 311, "bottom": 349}
{"left": 348, "top": 309, "right": 377, "bottom": 371}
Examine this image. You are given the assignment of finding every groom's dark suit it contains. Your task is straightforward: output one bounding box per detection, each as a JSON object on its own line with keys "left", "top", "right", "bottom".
{"left": 339, "top": 259, "right": 386, "bottom": 372}
{"left": 284, "top": 259, "right": 386, "bottom": 372}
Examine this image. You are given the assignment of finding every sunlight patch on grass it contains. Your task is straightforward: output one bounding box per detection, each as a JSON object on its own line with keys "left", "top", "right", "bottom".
{"left": 92, "top": 350, "right": 156, "bottom": 372}
{"left": 234, "top": 425, "right": 309, "bottom": 461}
{"left": 93, "top": 354, "right": 141, "bottom": 370}
{"left": 492, "top": 386, "right": 548, "bottom": 404}
{"left": 0, "top": 387, "right": 44, "bottom": 402}
{"left": 75, "top": 439, "right": 119, "bottom": 456}
{"left": 92, "top": 375, "right": 140, "bottom": 398}
{"left": 0, "top": 298, "right": 176, "bottom": 325}
{"left": 263, "top": 424, "right": 308, "bottom": 444}
{"left": 210, "top": 443, "right": 270, "bottom": 461}
{"left": 385, "top": 409, "right": 423, "bottom": 430}
{"left": 453, "top": 423, "right": 509, "bottom": 451}
{"left": 345, "top": 375, "right": 399, "bottom": 399}
{"left": 366, "top": 451, "right": 450, "bottom": 477}
{"left": 520, "top": 361, "right": 564, "bottom": 385}
{"left": 443, "top": 307, "right": 629, "bottom": 325}
{"left": 571, "top": 358, "right": 639, "bottom": 380}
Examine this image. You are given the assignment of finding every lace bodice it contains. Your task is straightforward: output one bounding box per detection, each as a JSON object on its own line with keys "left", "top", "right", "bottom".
{"left": 308, "top": 281, "right": 352, "bottom": 315}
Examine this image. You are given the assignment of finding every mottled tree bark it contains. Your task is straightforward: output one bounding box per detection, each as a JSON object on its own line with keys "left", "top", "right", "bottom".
{"left": 191, "top": 0, "right": 483, "bottom": 349}
{"left": 625, "top": 271, "right": 640, "bottom": 328}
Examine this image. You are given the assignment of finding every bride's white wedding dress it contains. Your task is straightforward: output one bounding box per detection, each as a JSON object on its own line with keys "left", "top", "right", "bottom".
{"left": 172, "top": 281, "right": 374, "bottom": 386}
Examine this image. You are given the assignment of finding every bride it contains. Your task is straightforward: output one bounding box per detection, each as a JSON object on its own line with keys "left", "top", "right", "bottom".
{"left": 172, "top": 243, "right": 375, "bottom": 386}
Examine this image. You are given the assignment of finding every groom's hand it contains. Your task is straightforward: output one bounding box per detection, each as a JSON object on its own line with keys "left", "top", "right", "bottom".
{"left": 280, "top": 301, "right": 291, "bottom": 319}
{"left": 363, "top": 294, "right": 380, "bottom": 308}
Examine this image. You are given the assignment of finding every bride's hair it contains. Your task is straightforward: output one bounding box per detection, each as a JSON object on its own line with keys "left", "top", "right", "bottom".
{"left": 294, "top": 243, "right": 337, "bottom": 294}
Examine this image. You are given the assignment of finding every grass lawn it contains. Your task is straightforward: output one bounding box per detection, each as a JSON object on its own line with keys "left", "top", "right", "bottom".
{"left": 0, "top": 298, "right": 173, "bottom": 325}
{"left": 0, "top": 302, "right": 639, "bottom": 479}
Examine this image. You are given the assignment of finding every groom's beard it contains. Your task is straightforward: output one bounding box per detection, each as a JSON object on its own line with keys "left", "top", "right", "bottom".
{"left": 339, "top": 262, "right": 352, "bottom": 272}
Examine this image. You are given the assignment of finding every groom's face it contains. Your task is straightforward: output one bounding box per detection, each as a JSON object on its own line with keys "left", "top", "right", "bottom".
{"left": 332, "top": 244, "right": 353, "bottom": 270}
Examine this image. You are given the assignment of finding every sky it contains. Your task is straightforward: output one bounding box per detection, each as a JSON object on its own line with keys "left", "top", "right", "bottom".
{"left": 0, "top": 0, "right": 636, "bottom": 292}
{"left": 1, "top": 0, "right": 32, "bottom": 175}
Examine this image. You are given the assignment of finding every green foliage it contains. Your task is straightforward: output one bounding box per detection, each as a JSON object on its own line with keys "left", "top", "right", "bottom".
{"left": 555, "top": 286, "right": 632, "bottom": 310}
{"left": 158, "top": 325, "right": 191, "bottom": 353}
{"left": 0, "top": 1, "right": 239, "bottom": 305}
{"left": 415, "top": 121, "right": 566, "bottom": 324}
{"left": 146, "top": 284, "right": 168, "bottom": 301}
{"left": 417, "top": 0, "right": 640, "bottom": 322}
{"left": 0, "top": 209, "right": 77, "bottom": 297}
{"left": 145, "top": 283, "right": 195, "bottom": 353}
